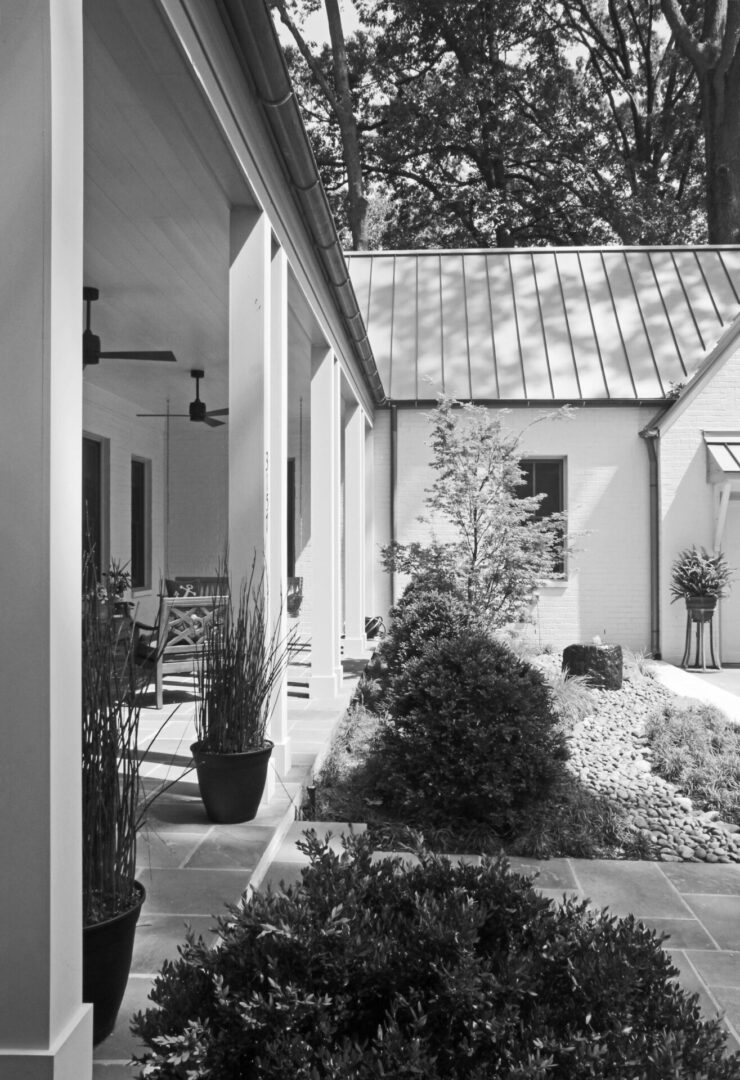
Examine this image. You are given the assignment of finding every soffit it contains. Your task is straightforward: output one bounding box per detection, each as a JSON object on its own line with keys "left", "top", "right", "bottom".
{"left": 82, "top": 0, "right": 255, "bottom": 414}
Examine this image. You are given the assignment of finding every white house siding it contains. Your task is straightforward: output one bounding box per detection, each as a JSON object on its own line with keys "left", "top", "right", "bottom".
{"left": 167, "top": 422, "right": 228, "bottom": 582}
{"left": 84, "top": 382, "right": 167, "bottom": 624}
{"left": 658, "top": 343, "right": 740, "bottom": 663}
{"left": 373, "top": 404, "right": 655, "bottom": 652}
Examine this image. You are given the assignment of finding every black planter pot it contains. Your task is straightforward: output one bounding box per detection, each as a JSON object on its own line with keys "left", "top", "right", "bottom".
{"left": 191, "top": 740, "right": 274, "bottom": 824}
{"left": 83, "top": 881, "right": 146, "bottom": 1046}
{"left": 686, "top": 595, "right": 718, "bottom": 623}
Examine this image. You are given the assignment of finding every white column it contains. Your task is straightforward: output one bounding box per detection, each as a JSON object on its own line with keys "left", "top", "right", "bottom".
{"left": 0, "top": 0, "right": 93, "bottom": 1075}
{"left": 228, "top": 207, "right": 271, "bottom": 590}
{"left": 343, "top": 403, "right": 367, "bottom": 654}
{"left": 310, "top": 348, "right": 342, "bottom": 696}
{"left": 268, "top": 242, "right": 290, "bottom": 775}
{"left": 364, "top": 420, "right": 376, "bottom": 620}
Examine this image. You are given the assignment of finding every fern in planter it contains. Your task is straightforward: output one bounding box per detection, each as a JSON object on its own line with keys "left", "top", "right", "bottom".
{"left": 670, "top": 546, "right": 733, "bottom": 602}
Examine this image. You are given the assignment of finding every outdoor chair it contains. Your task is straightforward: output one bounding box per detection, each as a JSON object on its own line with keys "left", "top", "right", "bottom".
{"left": 134, "top": 594, "right": 228, "bottom": 709}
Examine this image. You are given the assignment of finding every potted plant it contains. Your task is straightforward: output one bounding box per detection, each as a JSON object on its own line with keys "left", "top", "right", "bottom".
{"left": 670, "top": 546, "right": 733, "bottom": 621}
{"left": 104, "top": 558, "right": 133, "bottom": 617}
{"left": 82, "top": 558, "right": 146, "bottom": 1045}
{"left": 190, "top": 564, "right": 290, "bottom": 824}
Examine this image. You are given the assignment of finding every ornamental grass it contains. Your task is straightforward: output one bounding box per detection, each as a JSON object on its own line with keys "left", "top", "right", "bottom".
{"left": 194, "top": 562, "right": 291, "bottom": 754}
{"left": 81, "top": 564, "right": 142, "bottom": 925}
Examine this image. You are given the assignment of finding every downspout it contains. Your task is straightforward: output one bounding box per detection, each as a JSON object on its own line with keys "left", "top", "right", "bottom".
{"left": 390, "top": 403, "right": 397, "bottom": 606}
{"left": 641, "top": 427, "right": 661, "bottom": 658}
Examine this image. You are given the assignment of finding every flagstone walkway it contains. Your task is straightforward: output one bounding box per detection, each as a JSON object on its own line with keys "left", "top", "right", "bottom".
{"left": 93, "top": 663, "right": 360, "bottom": 1079}
{"left": 94, "top": 662, "right": 740, "bottom": 1075}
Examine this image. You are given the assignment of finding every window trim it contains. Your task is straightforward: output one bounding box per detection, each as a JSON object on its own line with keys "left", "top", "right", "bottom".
{"left": 518, "top": 455, "right": 567, "bottom": 580}
{"left": 131, "top": 455, "right": 152, "bottom": 592}
{"left": 82, "top": 433, "right": 110, "bottom": 580}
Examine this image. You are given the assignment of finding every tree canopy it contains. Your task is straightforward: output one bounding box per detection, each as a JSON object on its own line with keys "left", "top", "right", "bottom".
{"left": 271, "top": 0, "right": 708, "bottom": 248}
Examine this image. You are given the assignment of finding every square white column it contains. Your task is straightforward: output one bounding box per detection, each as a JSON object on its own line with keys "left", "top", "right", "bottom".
{"left": 228, "top": 207, "right": 271, "bottom": 587}
{"left": 0, "top": 0, "right": 93, "bottom": 1074}
{"left": 343, "top": 403, "right": 367, "bottom": 654}
{"left": 229, "top": 208, "right": 283, "bottom": 800}
{"left": 310, "top": 348, "right": 342, "bottom": 697}
{"left": 268, "top": 242, "right": 290, "bottom": 775}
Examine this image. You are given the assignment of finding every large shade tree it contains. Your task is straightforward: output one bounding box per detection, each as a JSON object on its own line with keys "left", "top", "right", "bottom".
{"left": 271, "top": 0, "right": 706, "bottom": 247}
{"left": 661, "top": 0, "right": 740, "bottom": 242}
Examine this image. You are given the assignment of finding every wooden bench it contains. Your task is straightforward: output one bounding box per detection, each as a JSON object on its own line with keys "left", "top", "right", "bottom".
{"left": 134, "top": 594, "right": 228, "bottom": 709}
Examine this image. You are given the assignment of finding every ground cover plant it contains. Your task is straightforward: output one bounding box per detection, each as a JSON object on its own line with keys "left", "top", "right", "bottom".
{"left": 132, "top": 833, "right": 739, "bottom": 1079}
{"left": 646, "top": 701, "right": 740, "bottom": 826}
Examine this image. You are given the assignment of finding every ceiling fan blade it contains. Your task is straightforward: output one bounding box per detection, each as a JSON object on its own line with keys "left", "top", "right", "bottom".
{"left": 136, "top": 412, "right": 189, "bottom": 418}
{"left": 206, "top": 408, "right": 229, "bottom": 417}
{"left": 100, "top": 350, "right": 177, "bottom": 362}
{"left": 203, "top": 416, "right": 226, "bottom": 428}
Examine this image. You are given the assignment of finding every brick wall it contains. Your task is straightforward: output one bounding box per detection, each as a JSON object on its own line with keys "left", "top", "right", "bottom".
{"left": 370, "top": 403, "right": 656, "bottom": 653}
{"left": 659, "top": 344, "right": 740, "bottom": 663}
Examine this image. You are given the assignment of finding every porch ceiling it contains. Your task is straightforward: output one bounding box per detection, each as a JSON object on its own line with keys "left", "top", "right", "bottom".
{"left": 82, "top": 0, "right": 254, "bottom": 414}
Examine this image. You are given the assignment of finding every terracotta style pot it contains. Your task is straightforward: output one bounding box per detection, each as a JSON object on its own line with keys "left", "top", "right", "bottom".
{"left": 191, "top": 740, "right": 274, "bottom": 824}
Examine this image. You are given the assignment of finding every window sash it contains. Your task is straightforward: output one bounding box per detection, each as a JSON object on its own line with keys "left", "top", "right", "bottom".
{"left": 519, "top": 458, "right": 565, "bottom": 576}
{"left": 131, "top": 458, "right": 150, "bottom": 590}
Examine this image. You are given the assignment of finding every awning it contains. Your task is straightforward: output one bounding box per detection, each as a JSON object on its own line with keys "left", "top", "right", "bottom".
{"left": 704, "top": 432, "right": 740, "bottom": 482}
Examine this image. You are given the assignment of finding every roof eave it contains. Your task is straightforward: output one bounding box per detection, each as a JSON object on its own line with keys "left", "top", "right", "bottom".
{"left": 646, "top": 312, "right": 740, "bottom": 437}
{"left": 217, "top": 0, "right": 386, "bottom": 406}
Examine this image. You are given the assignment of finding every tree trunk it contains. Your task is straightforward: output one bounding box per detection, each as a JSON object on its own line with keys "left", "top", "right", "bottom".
{"left": 703, "top": 57, "right": 740, "bottom": 242}
{"left": 661, "top": 0, "right": 740, "bottom": 242}
{"left": 325, "top": 0, "right": 369, "bottom": 249}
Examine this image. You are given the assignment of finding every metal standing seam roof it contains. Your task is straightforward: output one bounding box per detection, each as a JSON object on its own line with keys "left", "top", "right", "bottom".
{"left": 345, "top": 247, "right": 740, "bottom": 403}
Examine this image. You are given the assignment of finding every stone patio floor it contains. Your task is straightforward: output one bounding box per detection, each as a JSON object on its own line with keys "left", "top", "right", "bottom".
{"left": 94, "top": 661, "right": 740, "bottom": 1076}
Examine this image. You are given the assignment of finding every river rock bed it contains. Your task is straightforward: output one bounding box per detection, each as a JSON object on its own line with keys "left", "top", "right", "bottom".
{"left": 562, "top": 668, "right": 740, "bottom": 863}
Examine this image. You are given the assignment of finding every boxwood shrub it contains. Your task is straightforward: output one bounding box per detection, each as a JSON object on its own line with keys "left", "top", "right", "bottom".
{"left": 132, "top": 832, "right": 738, "bottom": 1079}
{"left": 358, "top": 576, "right": 472, "bottom": 711}
{"left": 375, "top": 630, "right": 568, "bottom": 835}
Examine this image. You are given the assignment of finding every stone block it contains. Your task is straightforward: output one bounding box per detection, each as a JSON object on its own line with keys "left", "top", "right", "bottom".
{"left": 562, "top": 643, "right": 623, "bottom": 690}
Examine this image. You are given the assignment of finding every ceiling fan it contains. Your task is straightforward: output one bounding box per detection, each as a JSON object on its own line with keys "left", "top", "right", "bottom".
{"left": 138, "top": 369, "right": 228, "bottom": 428}
{"left": 83, "top": 286, "right": 177, "bottom": 368}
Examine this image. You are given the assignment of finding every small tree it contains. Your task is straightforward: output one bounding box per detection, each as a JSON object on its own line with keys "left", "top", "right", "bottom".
{"left": 383, "top": 398, "right": 565, "bottom": 626}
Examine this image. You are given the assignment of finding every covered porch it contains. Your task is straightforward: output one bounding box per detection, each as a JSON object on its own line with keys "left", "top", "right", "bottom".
{"left": 0, "top": 0, "right": 381, "bottom": 1074}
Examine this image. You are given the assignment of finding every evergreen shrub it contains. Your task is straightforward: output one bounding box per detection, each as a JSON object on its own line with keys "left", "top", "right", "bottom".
{"left": 358, "top": 575, "right": 470, "bottom": 711}
{"left": 376, "top": 631, "right": 568, "bottom": 833}
{"left": 132, "top": 833, "right": 738, "bottom": 1079}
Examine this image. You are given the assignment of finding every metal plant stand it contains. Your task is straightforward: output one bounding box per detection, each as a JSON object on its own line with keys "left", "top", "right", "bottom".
{"left": 681, "top": 600, "right": 720, "bottom": 671}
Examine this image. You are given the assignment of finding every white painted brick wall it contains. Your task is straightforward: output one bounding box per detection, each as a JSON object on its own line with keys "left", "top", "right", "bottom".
{"left": 370, "top": 404, "right": 656, "bottom": 653}
{"left": 659, "top": 344, "right": 740, "bottom": 663}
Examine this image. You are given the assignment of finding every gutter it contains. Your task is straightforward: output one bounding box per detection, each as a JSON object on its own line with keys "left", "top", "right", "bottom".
{"left": 218, "top": 0, "right": 386, "bottom": 407}
{"left": 639, "top": 405, "right": 673, "bottom": 660}
{"left": 390, "top": 403, "right": 397, "bottom": 606}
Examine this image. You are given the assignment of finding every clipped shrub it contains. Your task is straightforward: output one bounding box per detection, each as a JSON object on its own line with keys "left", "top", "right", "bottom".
{"left": 132, "top": 832, "right": 738, "bottom": 1079}
{"left": 358, "top": 576, "right": 471, "bottom": 711}
{"left": 646, "top": 700, "right": 740, "bottom": 824}
{"left": 375, "top": 630, "right": 568, "bottom": 834}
